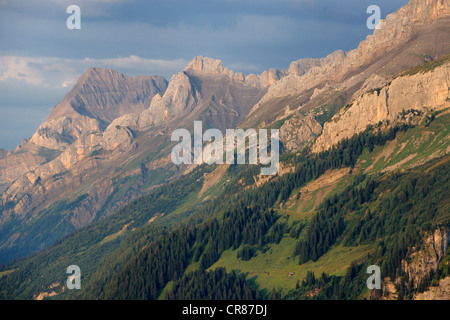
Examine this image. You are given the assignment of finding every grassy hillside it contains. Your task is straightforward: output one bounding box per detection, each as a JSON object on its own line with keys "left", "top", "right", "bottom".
{"left": 0, "top": 109, "right": 448, "bottom": 300}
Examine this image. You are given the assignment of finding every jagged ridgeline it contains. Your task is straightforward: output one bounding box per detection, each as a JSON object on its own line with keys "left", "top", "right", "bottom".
{"left": 0, "top": 0, "right": 449, "bottom": 300}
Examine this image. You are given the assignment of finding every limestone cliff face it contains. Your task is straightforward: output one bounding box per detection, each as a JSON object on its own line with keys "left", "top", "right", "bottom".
{"left": 404, "top": 0, "right": 449, "bottom": 23}
{"left": 381, "top": 228, "right": 450, "bottom": 300}
{"left": 185, "top": 56, "right": 235, "bottom": 78}
{"left": 402, "top": 228, "right": 450, "bottom": 289}
{"left": 7, "top": 67, "right": 166, "bottom": 174}
{"left": 138, "top": 71, "right": 202, "bottom": 129}
{"left": 249, "top": 0, "right": 450, "bottom": 116}
{"left": 313, "top": 62, "right": 450, "bottom": 152}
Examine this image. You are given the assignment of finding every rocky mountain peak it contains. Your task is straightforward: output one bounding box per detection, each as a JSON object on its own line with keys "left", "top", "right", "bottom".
{"left": 27, "top": 67, "right": 168, "bottom": 151}
{"left": 47, "top": 68, "right": 168, "bottom": 123}
{"left": 77, "top": 67, "right": 125, "bottom": 85}
{"left": 184, "top": 56, "right": 226, "bottom": 75}
{"left": 184, "top": 56, "right": 287, "bottom": 88}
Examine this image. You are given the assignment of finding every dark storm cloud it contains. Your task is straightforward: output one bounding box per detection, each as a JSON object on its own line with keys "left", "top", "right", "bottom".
{"left": 0, "top": 0, "right": 408, "bottom": 65}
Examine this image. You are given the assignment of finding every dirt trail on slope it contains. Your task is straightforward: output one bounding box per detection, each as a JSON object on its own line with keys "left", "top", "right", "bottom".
{"left": 364, "top": 138, "right": 398, "bottom": 173}
{"left": 198, "top": 165, "right": 229, "bottom": 198}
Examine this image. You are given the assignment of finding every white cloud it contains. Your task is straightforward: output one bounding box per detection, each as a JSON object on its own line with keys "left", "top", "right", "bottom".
{"left": 61, "top": 80, "right": 73, "bottom": 88}
{"left": 0, "top": 55, "right": 188, "bottom": 88}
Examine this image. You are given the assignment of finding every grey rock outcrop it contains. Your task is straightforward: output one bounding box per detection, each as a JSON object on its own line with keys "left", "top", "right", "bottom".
{"left": 280, "top": 115, "right": 322, "bottom": 151}
{"left": 138, "top": 71, "right": 201, "bottom": 129}
{"left": 29, "top": 116, "right": 102, "bottom": 151}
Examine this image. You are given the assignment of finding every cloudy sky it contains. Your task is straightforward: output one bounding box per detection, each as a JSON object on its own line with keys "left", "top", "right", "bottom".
{"left": 0, "top": 0, "right": 408, "bottom": 150}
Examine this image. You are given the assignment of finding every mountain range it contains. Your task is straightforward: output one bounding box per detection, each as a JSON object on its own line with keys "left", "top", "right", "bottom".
{"left": 0, "top": 0, "right": 449, "bottom": 300}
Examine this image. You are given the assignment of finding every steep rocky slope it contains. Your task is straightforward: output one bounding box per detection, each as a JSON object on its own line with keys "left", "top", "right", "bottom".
{"left": 245, "top": 0, "right": 450, "bottom": 133}
{"left": 0, "top": 69, "right": 169, "bottom": 202}
{"left": 0, "top": 57, "right": 274, "bottom": 263}
{"left": 1, "top": 112, "right": 447, "bottom": 300}
{"left": 280, "top": 115, "right": 322, "bottom": 151}
{"left": 313, "top": 57, "right": 450, "bottom": 152}
{"left": 114, "top": 56, "right": 276, "bottom": 131}
{"left": 1, "top": 0, "right": 449, "bottom": 272}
